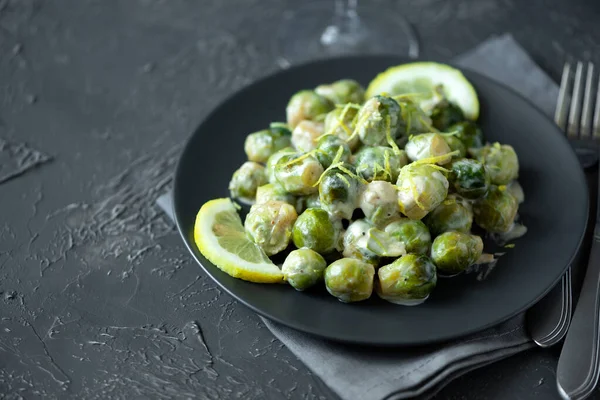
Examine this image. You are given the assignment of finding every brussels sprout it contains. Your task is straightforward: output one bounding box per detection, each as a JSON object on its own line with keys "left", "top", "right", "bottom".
{"left": 229, "top": 161, "right": 268, "bottom": 203}
{"left": 282, "top": 248, "right": 327, "bottom": 291}
{"left": 471, "top": 143, "right": 519, "bottom": 185}
{"left": 274, "top": 153, "right": 324, "bottom": 195}
{"left": 424, "top": 195, "right": 473, "bottom": 236}
{"left": 295, "top": 193, "right": 321, "bottom": 214}
{"left": 354, "top": 146, "right": 408, "bottom": 183}
{"left": 291, "top": 120, "right": 325, "bottom": 152}
{"left": 286, "top": 90, "right": 334, "bottom": 129}
{"left": 255, "top": 183, "right": 296, "bottom": 206}
{"left": 507, "top": 180, "right": 525, "bottom": 204}
{"left": 473, "top": 186, "right": 518, "bottom": 233}
{"left": 354, "top": 95, "right": 401, "bottom": 146}
{"left": 430, "top": 102, "right": 465, "bottom": 131}
{"left": 323, "top": 106, "right": 360, "bottom": 151}
{"left": 265, "top": 147, "right": 295, "bottom": 183}
{"left": 325, "top": 258, "right": 375, "bottom": 302}
{"left": 396, "top": 163, "right": 449, "bottom": 220}
{"left": 315, "top": 79, "right": 365, "bottom": 105}
{"left": 244, "top": 125, "right": 292, "bottom": 163}
{"left": 315, "top": 135, "right": 351, "bottom": 168}
{"left": 359, "top": 181, "right": 401, "bottom": 228}
{"left": 342, "top": 219, "right": 405, "bottom": 265}
{"left": 448, "top": 158, "right": 490, "bottom": 200}
{"left": 431, "top": 231, "right": 483, "bottom": 275}
{"left": 442, "top": 134, "right": 467, "bottom": 159}
{"left": 292, "top": 208, "right": 341, "bottom": 254}
{"left": 318, "top": 164, "right": 362, "bottom": 220}
{"left": 384, "top": 219, "right": 432, "bottom": 255}
{"left": 245, "top": 201, "right": 298, "bottom": 256}
{"left": 397, "top": 98, "right": 435, "bottom": 136}
{"left": 449, "top": 121, "right": 484, "bottom": 149}
{"left": 377, "top": 254, "right": 437, "bottom": 305}
{"left": 405, "top": 133, "right": 453, "bottom": 165}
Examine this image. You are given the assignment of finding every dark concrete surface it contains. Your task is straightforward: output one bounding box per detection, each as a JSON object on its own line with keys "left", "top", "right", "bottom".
{"left": 0, "top": 0, "right": 599, "bottom": 399}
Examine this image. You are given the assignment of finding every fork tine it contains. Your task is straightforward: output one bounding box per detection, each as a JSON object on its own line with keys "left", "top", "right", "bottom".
{"left": 580, "top": 62, "right": 595, "bottom": 137}
{"left": 555, "top": 63, "right": 571, "bottom": 130}
{"left": 568, "top": 62, "right": 584, "bottom": 138}
{"left": 594, "top": 77, "right": 600, "bottom": 138}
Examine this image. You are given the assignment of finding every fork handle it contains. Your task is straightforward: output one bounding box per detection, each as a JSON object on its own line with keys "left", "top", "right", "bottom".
{"left": 557, "top": 227, "right": 600, "bottom": 400}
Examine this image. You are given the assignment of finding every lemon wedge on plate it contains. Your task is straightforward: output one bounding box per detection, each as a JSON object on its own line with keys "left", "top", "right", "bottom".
{"left": 366, "top": 62, "right": 480, "bottom": 120}
{"left": 194, "top": 198, "right": 284, "bottom": 283}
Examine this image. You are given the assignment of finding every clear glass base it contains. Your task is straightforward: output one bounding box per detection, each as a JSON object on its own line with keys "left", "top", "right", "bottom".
{"left": 274, "top": 1, "right": 419, "bottom": 68}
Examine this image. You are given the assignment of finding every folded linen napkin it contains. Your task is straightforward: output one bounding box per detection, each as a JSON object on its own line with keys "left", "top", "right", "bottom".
{"left": 157, "top": 33, "right": 560, "bottom": 400}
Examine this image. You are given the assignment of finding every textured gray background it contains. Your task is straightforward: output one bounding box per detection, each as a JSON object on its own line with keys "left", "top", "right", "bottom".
{"left": 1, "top": 0, "right": 599, "bottom": 399}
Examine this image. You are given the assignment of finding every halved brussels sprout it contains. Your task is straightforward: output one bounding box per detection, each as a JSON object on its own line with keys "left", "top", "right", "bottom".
{"left": 377, "top": 254, "right": 437, "bottom": 305}
{"left": 245, "top": 201, "right": 298, "bottom": 256}
{"left": 244, "top": 124, "right": 292, "bottom": 163}
{"left": 282, "top": 248, "right": 327, "bottom": 291}
{"left": 397, "top": 163, "right": 449, "bottom": 220}
{"left": 473, "top": 186, "right": 518, "bottom": 233}
{"left": 355, "top": 95, "right": 401, "bottom": 146}
{"left": 342, "top": 219, "right": 405, "bottom": 265}
{"left": 286, "top": 90, "right": 334, "bottom": 129}
{"left": 292, "top": 208, "right": 341, "bottom": 254}
{"left": 325, "top": 258, "right": 375, "bottom": 302}
{"left": 354, "top": 146, "right": 408, "bottom": 183}
{"left": 274, "top": 153, "right": 324, "bottom": 195}
{"left": 448, "top": 158, "right": 490, "bottom": 200}
{"left": 229, "top": 161, "right": 268, "bottom": 204}
{"left": 424, "top": 195, "right": 473, "bottom": 236}
{"left": 431, "top": 231, "right": 483, "bottom": 275}
{"left": 384, "top": 219, "right": 432, "bottom": 255}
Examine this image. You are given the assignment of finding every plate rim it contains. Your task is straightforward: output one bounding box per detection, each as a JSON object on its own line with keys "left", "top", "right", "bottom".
{"left": 173, "top": 55, "right": 590, "bottom": 346}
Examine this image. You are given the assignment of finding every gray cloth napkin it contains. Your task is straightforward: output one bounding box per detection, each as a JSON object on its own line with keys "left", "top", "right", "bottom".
{"left": 157, "top": 33, "right": 558, "bottom": 400}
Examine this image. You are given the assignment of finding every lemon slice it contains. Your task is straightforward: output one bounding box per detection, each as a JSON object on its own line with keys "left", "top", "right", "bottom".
{"left": 194, "top": 198, "right": 284, "bottom": 283}
{"left": 366, "top": 62, "right": 479, "bottom": 120}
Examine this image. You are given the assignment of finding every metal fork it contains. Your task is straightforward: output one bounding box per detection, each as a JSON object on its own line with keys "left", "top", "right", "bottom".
{"left": 527, "top": 62, "right": 599, "bottom": 348}
{"left": 552, "top": 61, "right": 600, "bottom": 400}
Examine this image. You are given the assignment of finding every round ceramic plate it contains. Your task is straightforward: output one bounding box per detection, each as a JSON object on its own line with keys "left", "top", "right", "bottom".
{"left": 173, "top": 56, "right": 588, "bottom": 346}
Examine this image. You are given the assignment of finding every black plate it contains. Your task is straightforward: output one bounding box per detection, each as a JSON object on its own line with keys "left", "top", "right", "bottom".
{"left": 173, "top": 56, "right": 588, "bottom": 346}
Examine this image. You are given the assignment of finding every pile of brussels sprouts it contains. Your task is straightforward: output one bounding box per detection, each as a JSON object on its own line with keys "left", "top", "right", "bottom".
{"left": 228, "top": 78, "right": 524, "bottom": 305}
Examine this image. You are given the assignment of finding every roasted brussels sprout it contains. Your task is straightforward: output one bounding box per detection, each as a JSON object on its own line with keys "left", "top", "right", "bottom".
{"left": 255, "top": 183, "right": 296, "bottom": 206}
{"left": 405, "top": 133, "right": 453, "bottom": 164}
{"left": 274, "top": 153, "right": 324, "bottom": 195}
{"left": 431, "top": 231, "right": 483, "bottom": 275}
{"left": 291, "top": 120, "right": 325, "bottom": 152}
{"left": 244, "top": 201, "right": 298, "bottom": 256}
{"left": 449, "top": 121, "right": 484, "bottom": 149}
{"left": 315, "top": 79, "right": 365, "bottom": 105}
{"left": 282, "top": 248, "right": 327, "bottom": 291}
{"left": 323, "top": 106, "right": 360, "bottom": 151}
{"left": 359, "top": 181, "right": 401, "bottom": 228}
{"left": 384, "top": 219, "right": 432, "bottom": 255}
{"left": 471, "top": 143, "right": 519, "bottom": 185}
{"left": 397, "top": 163, "right": 449, "bottom": 220}
{"left": 448, "top": 158, "right": 490, "bottom": 199}
{"left": 265, "top": 147, "right": 295, "bottom": 183}
{"left": 342, "top": 219, "right": 404, "bottom": 265}
{"left": 473, "top": 186, "right": 518, "bottom": 233}
{"left": 244, "top": 125, "right": 292, "bottom": 163}
{"left": 424, "top": 195, "right": 473, "bottom": 236}
{"left": 354, "top": 146, "right": 408, "bottom": 183}
{"left": 442, "top": 134, "right": 467, "bottom": 159}
{"left": 292, "top": 208, "right": 341, "bottom": 254}
{"left": 318, "top": 163, "right": 362, "bottom": 220}
{"left": 315, "top": 135, "right": 351, "bottom": 168}
{"left": 286, "top": 90, "right": 334, "bottom": 129}
{"left": 354, "top": 95, "right": 401, "bottom": 146}
{"left": 431, "top": 102, "right": 465, "bottom": 131}
{"left": 229, "top": 161, "right": 268, "bottom": 203}
{"left": 325, "top": 258, "right": 375, "bottom": 302}
{"left": 377, "top": 254, "right": 437, "bottom": 305}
